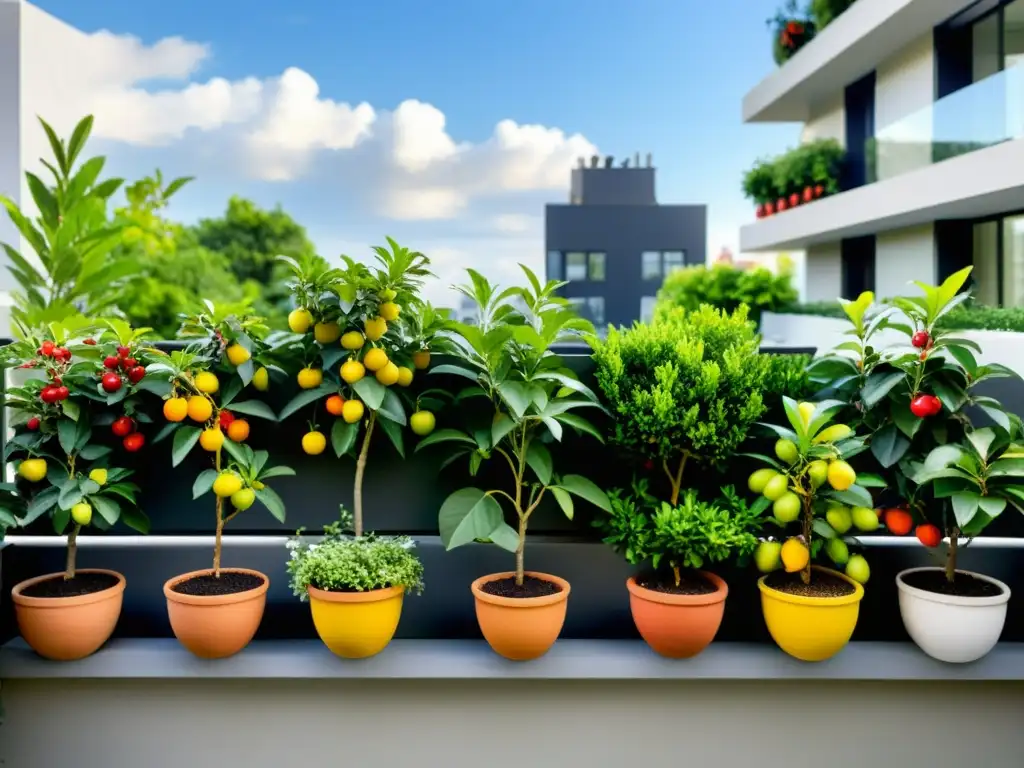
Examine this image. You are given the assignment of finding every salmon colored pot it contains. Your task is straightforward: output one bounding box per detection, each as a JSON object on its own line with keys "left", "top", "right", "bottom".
{"left": 472, "top": 571, "right": 570, "bottom": 661}
{"left": 626, "top": 571, "right": 728, "bottom": 658}
{"left": 11, "top": 569, "right": 125, "bottom": 661}
{"left": 308, "top": 584, "right": 405, "bottom": 659}
{"left": 164, "top": 568, "right": 269, "bottom": 659}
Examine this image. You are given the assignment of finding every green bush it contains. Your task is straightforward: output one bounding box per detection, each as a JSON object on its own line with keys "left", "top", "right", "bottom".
{"left": 762, "top": 352, "right": 814, "bottom": 412}
{"left": 811, "top": 0, "right": 856, "bottom": 28}
{"left": 741, "top": 140, "right": 844, "bottom": 205}
{"left": 654, "top": 263, "right": 798, "bottom": 324}
{"left": 286, "top": 510, "right": 424, "bottom": 600}
{"left": 593, "top": 305, "right": 770, "bottom": 505}
{"left": 779, "top": 299, "right": 1024, "bottom": 332}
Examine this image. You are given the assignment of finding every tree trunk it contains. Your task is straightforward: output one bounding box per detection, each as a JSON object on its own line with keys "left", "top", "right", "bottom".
{"left": 213, "top": 497, "right": 224, "bottom": 576}
{"left": 515, "top": 517, "right": 527, "bottom": 586}
{"left": 945, "top": 528, "right": 959, "bottom": 583}
{"left": 64, "top": 525, "right": 80, "bottom": 580}
{"left": 353, "top": 412, "right": 377, "bottom": 537}
{"left": 800, "top": 494, "right": 812, "bottom": 585}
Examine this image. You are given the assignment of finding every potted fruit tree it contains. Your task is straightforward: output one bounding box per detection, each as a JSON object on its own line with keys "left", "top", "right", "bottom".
{"left": 807, "top": 267, "right": 1018, "bottom": 662}
{"left": 770, "top": 1, "right": 816, "bottom": 64}
{"left": 592, "top": 304, "right": 772, "bottom": 656}
{"left": 746, "top": 396, "right": 874, "bottom": 661}
{"left": 149, "top": 303, "right": 292, "bottom": 659}
{"left": 277, "top": 240, "right": 442, "bottom": 658}
{"left": 1, "top": 319, "right": 153, "bottom": 660}
{"left": 420, "top": 266, "right": 610, "bottom": 661}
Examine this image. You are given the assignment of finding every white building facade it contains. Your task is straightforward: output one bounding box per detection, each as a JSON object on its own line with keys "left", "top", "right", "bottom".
{"left": 741, "top": 0, "right": 1024, "bottom": 305}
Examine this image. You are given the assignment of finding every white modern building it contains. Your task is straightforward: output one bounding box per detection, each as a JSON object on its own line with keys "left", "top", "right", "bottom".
{"left": 740, "top": 0, "right": 1024, "bottom": 305}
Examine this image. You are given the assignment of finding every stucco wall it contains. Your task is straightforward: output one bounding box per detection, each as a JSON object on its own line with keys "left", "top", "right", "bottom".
{"left": 875, "top": 32, "right": 936, "bottom": 181}
{"left": 801, "top": 92, "right": 846, "bottom": 146}
{"left": 804, "top": 242, "right": 843, "bottom": 302}
{"left": 0, "top": 0, "right": 21, "bottom": 295}
{"left": 875, "top": 223, "right": 936, "bottom": 299}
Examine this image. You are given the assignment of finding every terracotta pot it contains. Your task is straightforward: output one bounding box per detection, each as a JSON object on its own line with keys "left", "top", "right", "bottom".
{"left": 164, "top": 568, "right": 269, "bottom": 659}
{"left": 789, "top": 192, "right": 800, "bottom": 207}
{"left": 764, "top": 202, "right": 775, "bottom": 216}
{"left": 755, "top": 204, "right": 766, "bottom": 219}
{"left": 814, "top": 184, "right": 825, "bottom": 198}
{"left": 802, "top": 186, "right": 814, "bottom": 203}
{"left": 471, "top": 571, "right": 570, "bottom": 661}
{"left": 308, "top": 584, "right": 405, "bottom": 659}
{"left": 777, "top": 198, "right": 788, "bottom": 212}
{"left": 626, "top": 572, "right": 728, "bottom": 658}
{"left": 11, "top": 569, "right": 125, "bottom": 660}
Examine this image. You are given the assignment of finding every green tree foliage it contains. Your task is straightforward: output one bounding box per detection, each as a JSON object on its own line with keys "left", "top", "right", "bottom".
{"left": 654, "top": 263, "right": 797, "bottom": 325}
{"left": 593, "top": 305, "right": 771, "bottom": 505}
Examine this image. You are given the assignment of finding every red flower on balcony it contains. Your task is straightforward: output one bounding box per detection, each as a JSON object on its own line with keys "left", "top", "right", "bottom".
{"left": 780, "top": 20, "right": 804, "bottom": 48}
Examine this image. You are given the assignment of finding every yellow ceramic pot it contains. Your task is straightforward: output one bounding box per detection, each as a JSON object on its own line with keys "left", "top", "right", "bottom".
{"left": 758, "top": 566, "right": 864, "bottom": 662}
{"left": 307, "top": 584, "right": 404, "bottom": 658}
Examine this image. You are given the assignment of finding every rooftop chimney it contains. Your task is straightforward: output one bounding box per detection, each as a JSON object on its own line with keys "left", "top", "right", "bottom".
{"left": 590, "top": 155, "right": 599, "bottom": 168}
{"left": 646, "top": 153, "right": 653, "bottom": 168}
{"left": 604, "top": 155, "right": 614, "bottom": 168}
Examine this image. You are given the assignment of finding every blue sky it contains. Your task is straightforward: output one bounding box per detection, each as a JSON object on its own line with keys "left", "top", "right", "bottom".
{"left": 31, "top": 0, "right": 801, "bottom": 297}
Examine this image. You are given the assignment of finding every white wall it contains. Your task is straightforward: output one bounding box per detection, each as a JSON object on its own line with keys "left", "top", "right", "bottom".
{"left": 801, "top": 92, "right": 846, "bottom": 146}
{"left": 804, "top": 242, "right": 842, "bottom": 302}
{"left": 875, "top": 32, "right": 936, "bottom": 181}
{"left": 875, "top": 223, "right": 936, "bottom": 299}
{"left": 0, "top": 0, "right": 21, "bottom": 295}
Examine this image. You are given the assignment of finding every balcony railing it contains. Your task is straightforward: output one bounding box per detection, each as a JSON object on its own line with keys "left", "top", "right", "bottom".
{"left": 867, "top": 63, "right": 1024, "bottom": 184}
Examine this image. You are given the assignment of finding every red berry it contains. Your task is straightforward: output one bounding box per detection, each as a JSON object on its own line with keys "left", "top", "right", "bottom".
{"left": 55, "top": 347, "right": 70, "bottom": 361}
{"left": 127, "top": 366, "right": 146, "bottom": 384}
{"left": 40, "top": 386, "right": 59, "bottom": 404}
{"left": 103, "top": 356, "right": 119, "bottom": 369}
{"left": 910, "top": 394, "right": 939, "bottom": 418}
{"left": 52, "top": 377, "right": 62, "bottom": 386}
{"left": 123, "top": 432, "right": 145, "bottom": 452}
{"left": 55, "top": 386, "right": 69, "bottom": 401}
{"left": 122, "top": 357, "right": 138, "bottom": 369}
{"left": 102, "top": 372, "right": 123, "bottom": 393}
{"left": 219, "top": 410, "right": 235, "bottom": 428}
{"left": 885, "top": 508, "right": 913, "bottom": 536}
{"left": 916, "top": 524, "right": 942, "bottom": 548}
{"left": 117, "top": 346, "right": 131, "bottom": 358}
{"left": 926, "top": 395, "right": 942, "bottom": 416}
{"left": 112, "top": 416, "right": 135, "bottom": 437}
{"left": 911, "top": 330, "right": 930, "bottom": 348}
{"left": 26, "top": 417, "right": 40, "bottom": 431}
{"left": 83, "top": 338, "right": 97, "bottom": 346}
{"left": 40, "top": 340, "right": 55, "bottom": 357}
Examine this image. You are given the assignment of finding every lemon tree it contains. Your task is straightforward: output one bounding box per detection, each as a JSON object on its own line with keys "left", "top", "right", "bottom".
{"left": 744, "top": 396, "right": 873, "bottom": 585}
{"left": 418, "top": 266, "right": 611, "bottom": 586}
{"left": 277, "top": 239, "right": 446, "bottom": 536}
{"left": 0, "top": 318, "right": 153, "bottom": 576}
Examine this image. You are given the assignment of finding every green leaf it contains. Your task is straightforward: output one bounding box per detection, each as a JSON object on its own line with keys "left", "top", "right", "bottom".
{"left": 924, "top": 444, "right": 965, "bottom": 472}
{"left": 377, "top": 416, "right": 405, "bottom": 458}
{"left": 61, "top": 400, "right": 81, "bottom": 422}
{"left": 966, "top": 428, "right": 997, "bottom": 461}
{"left": 331, "top": 420, "right": 359, "bottom": 458}
{"left": 870, "top": 424, "right": 910, "bottom": 468}
{"left": 258, "top": 466, "right": 295, "bottom": 480}
{"left": 221, "top": 438, "right": 250, "bottom": 466}
{"left": 22, "top": 486, "right": 59, "bottom": 525}
{"left": 486, "top": 521, "right": 521, "bottom": 553}
{"left": 429, "top": 364, "right": 481, "bottom": 383}
{"left": 353, "top": 377, "right": 386, "bottom": 411}
{"left": 438, "top": 488, "right": 505, "bottom": 550}
{"left": 79, "top": 445, "right": 112, "bottom": 461}
{"left": 497, "top": 381, "right": 531, "bottom": 419}
{"left": 256, "top": 487, "right": 286, "bottom": 523}
{"left": 227, "top": 400, "right": 278, "bottom": 421}
{"left": 52, "top": 506, "right": 70, "bottom": 534}
{"left": 812, "top": 519, "right": 837, "bottom": 539}
{"left": 192, "top": 469, "right": 218, "bottom": 499}
{"left": 152, "top": 421, "right": 180, "bottom": 444}
{"left": 557, "top": 474, "right": 610, "bottom": 512}
{"left": 120, "top": 507, "right": 151, "bottom": 534}
{"left": 278, "top": 385, "right": 335, "bottom": 421}
{"left": 826, "top": 484, "right": 873, "bottom": 508}
{"left": 550, "top": 486, "right": 573, "bottom": 520}
{"left": 58, "top": 420, "right": 78, "bottom": 456}
{"left": 491, "top": 414, "right": 516, "bottom": 447}
{"left": 944, "top": 344, "right": 978, "bottom": 375}
{"left": 531, "top": 371, "right": 599, "bottom": 401}
{"left": 541, "top": 416, "right": 563, "bottom": 442}
{"left": 91, "top": 496, "right": 120, "bottom": 525}
{"left": 171, "top": 426, "right": 202, "bottom": 467}
{"left": 861, "top": 372, "right": 904, "bottom": 408}
{"left": 856, "top": 473, "right": 887, "bottom": 488}
{"left": 978, "top": 404, "right": 1011, "bottom": 432}
{"left": 415, "top": 429, "right": 478, "bottom": 451}
{"left": 526, "top": 443, "right": 553, "bottom": 485}
{"left": 378, "top": 388, "right": 406, "bottom": 425}
{"left": 781, "top": 397, "right": 806, "bottom": 437}
{"left": 58, "top": 476, "right": 83, "bottom": 511}
{"left": 979, "top": 496, "right": 1007, "bottom": 518}
{"left": 891, "top": 399, "right": 924, "bottom": 439}
{"left": 951, "top": 492, "right": 982, "bottom": 528}
{"left": 989, "top": 458, "right": 1024, "bottom": 477}
{"left": 553, "top": 412, "right": 604, "bottom": 442}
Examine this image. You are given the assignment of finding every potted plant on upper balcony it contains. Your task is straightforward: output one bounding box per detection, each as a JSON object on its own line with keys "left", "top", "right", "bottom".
{"left": 745, "top": 397, "right": 873, "bottom": 661}
{"left": 276, "top": 241, "right": 442, "bottom": 658}
{"left": 770, "top": 1, "right": 816, "bottom": 65}
{"left": 420, "top": 266, "right": 610, "bottom": 661}
{"left": 807, "top": 267, "right": 1018, "bottom": 663}
{"left": 742, "top": 161, "right": 775, "bottom": 219}
{"left": 150, "top": 302, "right": 292, "bottom": 659}
{"left": 2, "top": 319, "right": 153, "bottom": 660}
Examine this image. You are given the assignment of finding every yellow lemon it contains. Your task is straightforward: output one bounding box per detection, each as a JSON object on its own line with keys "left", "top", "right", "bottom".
{"left": 412, "top": 349, "right": 430, "bottom": 370}
{"left": 342, "top": 399, "right": 365, "bottom": 424}
{"left": 71, "top": 502, "right": 92, "bottom": 526}
{"left": 213, "top": 471, "right": 244, "bottom": 498}
{"left": 297, "top": 368, "right": 324, "bottom": 390}
{"left": 845, "top": 554, "right": 870, "bottom": 584}
{"left": 748, "top": 468, "right": 777, "bottom": 494}
{"left": 252, "top": 366, "right": 269, "bottom": 391}
{"left": 774, "top": 439, "right": 799, "bottom": 465}
{"left": 340, "top": 360, "right": 365, "bottom": 384}
{"left": 363, "top": 347, "right": 388, "bottom": 372}
{"left": 194, "top": 371, "right": 219, "bottom": 394}
{"left": 226, "top": 344, "right": 251, "bottom": 366}
{"left": 781, "top": 538, "right": 810, "bottom": 573}
{"left": 807, "top": 459, "right": 828, "bottom": 489}
{"left": 341, "top": 331, "right": 365, "bottom": 350}
{"left": 379, "top": 302, "right": 400, "bottom": 322}
{"left": 200, "top": 428, "right": 225, "bottom": 452}
{"left": 364, "top": 316, "right": 387, "bottom": 341}
{"left": 230, "top": 488, "right": 256, "bottom": 511}
{"left": 762, "top": 474, "right": 790, "bottom": 501}
{"left": 378, "top": 288, "right": 397, "bottom": 301}
{"left": 396, "top": 366, "right": 414, "bottom": 387}
{"left": 314, "top": 322, "right": 342, "bottom": 344}
{"left": 375, "top": 361, "right": 400, "bottom": 386}
{"left": 410, "top": 410, "right": 436, "bottom": 436}
{"left": 798, "top": 401, "right": 816, "bottom": 425}
{"left": 773, "top": 492, "right": 801, "bottom": 523}
{"left": 827, "top": 460, "right": 856, "bottom": 491}
{"left": 187, "top": 396, "right": 214, "bottom": 423}
{"left": 302, "top": 431, "right": 327, "bottom": 455}
{"left": 88, "top": 468, "right": 108, "bottom": 486}
{"left": 163, "top": 397, "right": 188, "bottom": 422}
{"left": 17, "top": 458, "right": 47, "bottom": 483}
{"left": 288, "top": 308, "right": 314, "bottom": 334}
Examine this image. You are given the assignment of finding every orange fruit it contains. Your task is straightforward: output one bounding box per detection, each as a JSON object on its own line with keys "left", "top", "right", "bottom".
{"left": 227, "top": 419, "right": 250, "bottom": 442}
{"left": 199, "top": 428, "right": 224, "bottom": 452}
{"left": 187, "top": 395, "right": 213, "bottom": 423}
{"left": 396, "top": 366, "right": 414, "bottom": 387}
{"left": 412, "top": 349, "right": 430, "bottom": 370}
{"left": 342, "top": 399, "right": 364, "bottom": 424}
{"left": 375, "top": 361, "right": 400, "bottom": 386}
{"left": 363, "top": 348, "right": 388, "bottom": 372}
{"left": 326, "top": 395, "right": 345, "bottom": 416}
{"left": 163, "top": 397, "right": 188, "bottom": 422}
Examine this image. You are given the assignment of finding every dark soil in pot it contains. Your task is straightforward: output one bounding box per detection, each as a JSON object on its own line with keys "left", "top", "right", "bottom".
{"left": 21, "top": 572, "right": 120, "bottom": 599}
{"left": 637, "top": 570, "right": 716, "bottom": 596}
{"left": 903, "top": 570, "right": 1003, "bottom": 598}
{"left": 172, "top": 572, "right": 265, "bottom": 597}
{"left": 481, "top": 575, "right": 562, "bottom": 599}
{"left": 765, "top": 570, "right": 855, "bottom": 598}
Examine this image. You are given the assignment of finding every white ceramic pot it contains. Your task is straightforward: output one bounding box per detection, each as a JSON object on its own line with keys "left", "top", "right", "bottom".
{"left": 896, "top": 567, "right": 1010, "bottom": 663}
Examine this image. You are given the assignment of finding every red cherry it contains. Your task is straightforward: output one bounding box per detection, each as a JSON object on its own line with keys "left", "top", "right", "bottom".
{"left": 910, "top": 394, "right": 938, "bottom": 418}
{"left": 122, "top": 357, "right": 138, "bottom": 369}
{"left": 123, "top": 432, "right": 145, "bottom": 452}
{"left": 928, "top": 395, "right": 943, "bottom": 416}
{"left": 40, "top": 386, "right": 59, "bottom": 404}
{"left": 83, "top": 338, "right": 97, "bottom": 346}
{"left": 55, "top": 386, "right": 69, "bottom": 401}
{"left": 39, "top": 341, "right": 55, "bottom": 357}
{"left": 916, "top": 524, "right": 942, "bottom": 548}
{"left": 911, "top": 330, "right": 930, "bottom": 348}
{"left": 219, "top": 410, "right": 235, "bottom": 428}
{"left": 885, "top": 508, "right": 913, "bottom": 536}
{"left": 56, "top": 347, "right": 70, "bottom": 361}
{"left": 102, "top": 372, "right": 123, "bottom": 393}
{"left": 112, "top": 416, "right": 135, "bottom": 437}
{"left": 103, "top": 356, "right": 120, "bottom": 369}
{"left": 127, "top": 366, "right": 146, "bottom": 384}
{"left": 117, "top": 346, "right": 131, "bottom": 358}
{"left": 26, "top": 417, "right": 40, "bottom": 431}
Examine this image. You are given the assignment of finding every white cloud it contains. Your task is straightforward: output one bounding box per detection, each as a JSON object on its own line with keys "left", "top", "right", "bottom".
{"left": 492, "top": 214, "right": 536, "bottom": 233}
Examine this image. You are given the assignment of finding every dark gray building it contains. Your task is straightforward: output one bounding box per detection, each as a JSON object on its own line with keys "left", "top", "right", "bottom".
{"left": 545, "top": 154, "right": 707, "bottom": 330}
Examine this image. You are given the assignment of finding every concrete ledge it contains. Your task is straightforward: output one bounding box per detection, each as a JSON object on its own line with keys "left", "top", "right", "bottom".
{"left": 3, "top": 638, "right": 1023, "bottom": 680}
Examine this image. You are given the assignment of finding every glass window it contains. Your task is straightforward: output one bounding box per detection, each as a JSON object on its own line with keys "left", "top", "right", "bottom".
{"left": 546, "top": 250, "right": 562, "bottom": 281}
{"left": 972, "top": 11, "right": 1001, "bottom": 83}
{"left": 641, "top": 251, "right": 661, "bottom": 280}
{"left": 1005, "top": 0, "right": 1024, "bottom": 70}
{"left": 1004, "top": 214, "right": 1024, "bottom": 306}
{"left": 663, "top": 251, "right": 685, "bottom": 274}
{"left": 973, "top": 221, "right": 1000, "bottom": 306}
{"left": 640, "top": 296, "right": 657, "bottom": 324}
{"left": 588, "top": 252, "right": 606, "bottom": 281}
{"left": 587, "top": 296, "right": 606, "bottom": 325}
{"left": 565, "top": 252, "right": 587, "bottom": 281}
